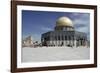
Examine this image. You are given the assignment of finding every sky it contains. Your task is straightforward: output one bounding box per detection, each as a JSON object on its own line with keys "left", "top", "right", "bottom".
{"left": 22, "top": 10, "right": 90, "bottom": 42}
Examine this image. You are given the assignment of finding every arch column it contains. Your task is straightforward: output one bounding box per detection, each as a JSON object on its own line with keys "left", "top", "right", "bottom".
{"left": 63, "top": 35, "right": 66, "bottom": 46}
{"left": 56, "top": 36, "right": 58, "bottom": 46}
{"left": 65, "top": 36, "right": 67, "bottom": 46}
{"left": 60, "top": 34, "right": 62, "bottom": 46}
{"left": 74, "top": 37, "right": 76, "bottom": 47}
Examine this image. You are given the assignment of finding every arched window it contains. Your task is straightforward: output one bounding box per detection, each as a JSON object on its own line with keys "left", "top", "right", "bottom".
{"left": 65, "top": 36, "right": 67, "bottom": 40}
{"left": 55, "top": 36, "right": 57, "bottom": 40}
{"left": 62, "top": 35, "right": 64, "bottom": 40}
{"left": 58, "top": 35, "right": 60, "bottom": 40}
{"left": 69, "top": 36, "right": 70, "bottom": 40}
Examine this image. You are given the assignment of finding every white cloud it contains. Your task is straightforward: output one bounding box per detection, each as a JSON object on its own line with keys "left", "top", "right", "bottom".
{"left": 74, "top": 19, "right": 89, "bottom": 26}
{"left": 76, "top": 27, "right": 88, "bottom": 33}
{"left": 72, "top": 13, "right": 90, "bottom": 32}
{"left": 41, "top": 27, "right": 53, "bottom": 31}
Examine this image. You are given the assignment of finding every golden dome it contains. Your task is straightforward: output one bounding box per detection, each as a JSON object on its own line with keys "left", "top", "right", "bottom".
{"left": 56, "top": 16, "right": 73, "bottom": 27}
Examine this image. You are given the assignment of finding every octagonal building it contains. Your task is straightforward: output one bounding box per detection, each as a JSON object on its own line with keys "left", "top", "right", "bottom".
{"left": 41, "top": 16, "right": 88, "bottom": 47}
